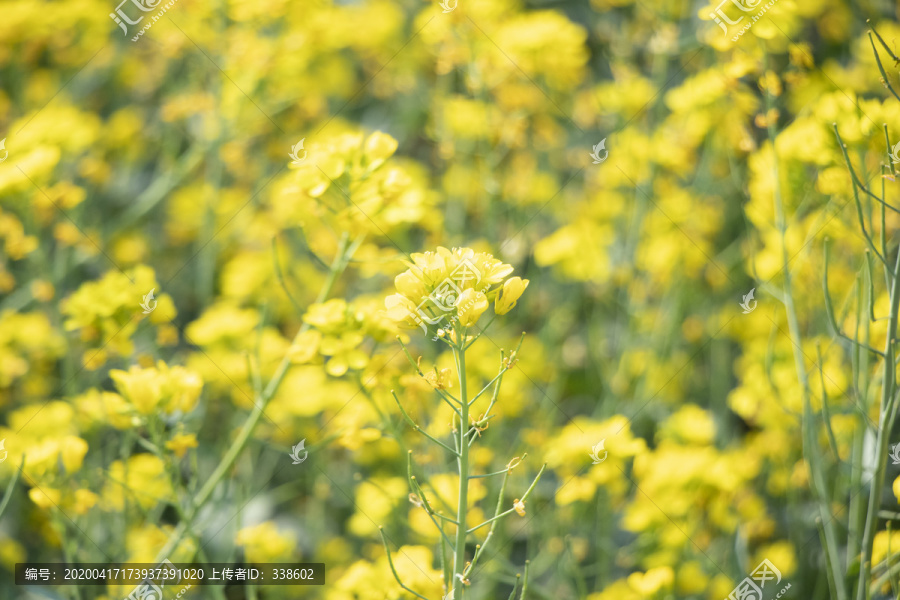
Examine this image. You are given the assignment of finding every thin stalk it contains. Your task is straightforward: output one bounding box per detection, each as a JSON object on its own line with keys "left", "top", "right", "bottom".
{"left": 0, "top": 456, "right": 24, "bottom": 520}
{"left": 465, "top": 468, "right": 512, "bottom": 578}
{"left": 466, "top": 465, "right": 545, "bottom": 533}
{"left": 453, "top": 323, "right": 470, "bottom": 600}
{"left": 153, "top": 233, "right": 361, "bottom": 563}
{"left": 834, "top": 125, "right": 900, "bottom": 221}
{"left": 856, "top": 214, "right": 900, "bottom": 600}
{"left": 380, "top": 528, "right": 431, "bottom": 600}
{"left": 767, "top": 68, "right": 846, "bottom": 599}
{"left": 815, "top": 345, "right": 841, "bottom": 461}
{"left": 868, "top": 32, "right": 900, "bottom": 104}
{"left": 506, "top": 573, "right": 521, "bottom": 600}
{"left": 397, "top": 337, "right": 462, "bottom": 415}
{"left": 521, "top": 560, "right": 531, "bottom": 600}
{"left": 393, "top": 391, "right": 461, "bottom": 455}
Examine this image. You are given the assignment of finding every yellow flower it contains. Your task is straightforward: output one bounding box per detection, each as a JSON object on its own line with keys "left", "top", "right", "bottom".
{"left": 627, "top": 566, "right": 674, "bottom": 595}
{"left": 110, "top": 365, "right": 163, "bottom": 414}
{"left": 158, "top": 362, "right": 203, "bottom": 413}
{"left": 364, "top": 131, "right": 398, "bottom": 170}
{"left": 165, "top": 433, "right": 199, "bottom": 458}
{"left": 394, "top": 270, "right": 427, "bottom": 299}
{"left": 103, "top": 454, "right": 173, "bottom": 511}
{"left": 110, "top": 362, "right": 202, "bottom": 415}
{"left": 236, "top": 521, "right": 296, "bottom": 562}
{"left": 457, "top": 289, "right": 488, "bottom": 326}
{"left": 385, "top": 246, "right": 521, "bottom": 335}
{"left": 30, "top": 280, "right": 55, "bottom": 301}
{"left": 59, "top": 436, "right": 89, "bottom": 473}
{"left": 494, "top": 276, "right": 529, "bottom": 315}
{"left": 304, "top": 299, "right": 348, "bottom": 332}
{"left": 287, "top": 330, "right": 322, "bottom": 364}
{"left": 513, "top": 498, "right": 526, "bottom": 516}
{"left": 71, "top": 489, "right": 99, "bottom": 515}
{"left": 423, "top": 367, "right": 454, "bottom": 390}
{"left": 29, "top": 487, "right": 61, "bottom": 509}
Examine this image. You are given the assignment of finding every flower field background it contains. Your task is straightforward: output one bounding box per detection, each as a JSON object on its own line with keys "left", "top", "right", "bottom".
{"left": 4, "top": 0, "right": 900, "bottom": 598}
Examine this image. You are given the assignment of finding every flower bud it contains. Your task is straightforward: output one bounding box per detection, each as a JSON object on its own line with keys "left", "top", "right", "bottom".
{"left": 495, "top": 277, "right": 529, "bottom": 315}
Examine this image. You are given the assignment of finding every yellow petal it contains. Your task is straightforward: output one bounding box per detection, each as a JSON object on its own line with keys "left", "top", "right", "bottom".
{"left": 457, "top": 289, "right": 488, "bottom": 327}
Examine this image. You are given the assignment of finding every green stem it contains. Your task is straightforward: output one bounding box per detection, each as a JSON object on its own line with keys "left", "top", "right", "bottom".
{"left": 380, "top": 528, "right": 431, "bottom": 600}
{"left": 393, "top": 391, "right": 460, "bottom": 456}
{"left": 453, "top": 325, "right": 470, "bottom": 600}
{"left": 0, "top": 456, "right": 24, "bottom": 520}
{"left": 466, "top": 465, "right": 545, "bottom": 534}
{"left": 857, "top": 246, "right": 900, "bottom": 600}
{"left": 765, "top": 64, "right": 845, "bottom": 599}
{"left": 153, "top": 233, "right": 361, "bottom": 563}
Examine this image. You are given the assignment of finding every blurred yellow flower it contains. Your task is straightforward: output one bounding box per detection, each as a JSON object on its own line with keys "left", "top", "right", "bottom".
{"left": 28, "top": 487, "right": 61, "bottom": 509}
{"left": 237, "top": 521, "right": 296, "bottom": 562}
{"left": 165, "top": 433, "right": 199, "bottom": 458}
{"left": 103, "top": 454, "right": 173, "bottom": 511}
{"left": 110, "top": 365, "right": 163, "bottom": 415}
{"left": 110, "top": 361, "right": 203, "bottom": 416}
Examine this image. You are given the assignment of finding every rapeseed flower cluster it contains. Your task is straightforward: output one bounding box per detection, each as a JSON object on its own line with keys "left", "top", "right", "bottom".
{"left": 385, "top": 246, "right": 528, "bottom": 334}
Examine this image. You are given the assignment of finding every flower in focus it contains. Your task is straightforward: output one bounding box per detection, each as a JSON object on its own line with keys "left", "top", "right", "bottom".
{"left": 385, "top": 247, "right": 524, "bottom": 334}
{"left": 457, "top": 289, "right": 488, "bottom": 326}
